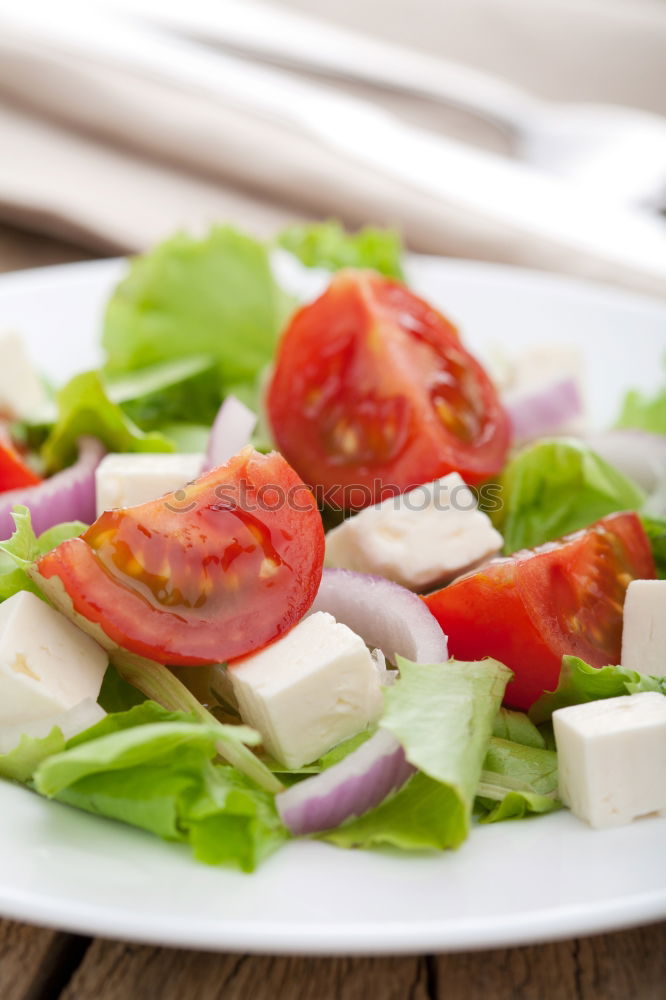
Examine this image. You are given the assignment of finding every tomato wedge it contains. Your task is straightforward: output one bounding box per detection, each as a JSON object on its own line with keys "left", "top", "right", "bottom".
{"left": 0, "top": 437, "right": 42, "bottom": 491}
{"left": 34, "top": 448, "right": 325, "bottom": 666}
{"left": 267, "top": 270, "right": 510, "bottom": 510}
{"left": 424, "top": 512, "right": 656, "bottom": 710}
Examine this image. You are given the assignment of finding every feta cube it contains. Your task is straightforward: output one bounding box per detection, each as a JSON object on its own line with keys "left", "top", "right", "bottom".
{"left": 491, "top": 343, "right": 584, "bottom": 395}
{"left": 621, "top": 579, "right": 666, "bottom": 677}
{"left": 96, "top": 452, "right": 204, "bottom": 514}
{"left": 0, "top": 331, "right": 49, "bottom": 419}
{"left": 325, "top": 473, "right": 503, "bottom": 591}
{"left": 490, "top": 344, "right": 586, "bottom": 441}
{"left": 0, "top": 591, "right": 108, "bottom": 724}
{"left": 554, "top": 693, "right": 666, "bottom": 829}
{"left": 228, "top": 611, "right": 383, "bottom": 768}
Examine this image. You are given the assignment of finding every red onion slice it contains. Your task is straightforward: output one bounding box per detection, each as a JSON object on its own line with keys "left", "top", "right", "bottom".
{"left": 0, "top": 436, "right": 105, "bottom": 539}
{"left": 505, "top": 376, "right": 583, "bottom": 445}
{"left": 0, "top": 698, "right": 106, "bottom": 755}
{"left": 203, "top": 396, "right": 258, "bottom": 472}
{"left": 585, "top": 429, "right": 666, "bottom": 494}
{"left": 310, "top": 569, "right": 447, "bottom": 664}
{"left": 276, "top": 729, "right": 415, "bottom": 835}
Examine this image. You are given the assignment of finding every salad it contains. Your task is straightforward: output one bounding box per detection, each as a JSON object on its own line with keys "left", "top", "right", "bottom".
{"left": 0, "top": 221, "right": 664, "bottom": 873}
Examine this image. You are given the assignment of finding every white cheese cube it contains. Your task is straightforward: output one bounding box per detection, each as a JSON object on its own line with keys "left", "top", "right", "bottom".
{"left": 621, "top": 580, "right": 666, "bottom": 678}
{"left": 325, "top": 473, "right": 503, "bottom": 591}
{"left": 491, "top": 343, "right": 584, "bottom": 395}
{"left": 490, "top": 343, "right": 586, "bottom": 440}
{"left": 95, "top": 452, "right": 204, "bottom": 514}
{"left": 0, "top": 591, "right": 108, "bottom": 724}
{"left": 554, "top": 693, "right": 666, "bottom": 829}
{"left": 0, "top": 331, "right": 49, "bottom": 420}
{"left": 229, "top": 611, "right": 383, "bottom": 769}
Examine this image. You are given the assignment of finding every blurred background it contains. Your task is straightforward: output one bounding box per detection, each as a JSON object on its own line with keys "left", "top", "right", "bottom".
{"left": 0, "top": 0, "right": 665, "bottom": 293}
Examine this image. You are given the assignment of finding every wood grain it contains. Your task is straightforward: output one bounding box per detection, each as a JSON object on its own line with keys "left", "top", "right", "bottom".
{"left": 49, "top": 922, "right": 666, "bottom": 1000}
{"left": 60, "top": 945, "right": 429, "bottom": 1000}
{"left": 432, "top": 923, "right": 666, "bottom": 1000}
{"left": 0, "top": 919, "right": 89, "bottom": 1000}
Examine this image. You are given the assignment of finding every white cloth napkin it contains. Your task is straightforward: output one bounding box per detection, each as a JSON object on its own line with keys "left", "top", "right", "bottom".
{"left": 1, "top": 0, "right": 665, "bottom": 297}
{"left": 280, "top": 0, "right": 666, "bottom": 115}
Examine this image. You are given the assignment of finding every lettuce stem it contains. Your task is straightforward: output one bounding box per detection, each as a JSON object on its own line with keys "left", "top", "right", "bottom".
{"left": 111, "top": 650, "right": 283, "bottom": 794}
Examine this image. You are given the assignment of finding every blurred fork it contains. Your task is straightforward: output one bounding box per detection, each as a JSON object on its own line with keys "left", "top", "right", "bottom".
{"left": 100, "top": 0, "right": 666, "bottom": 213}
{"left": 2, "top": 0, "right": 666, "bottom": 292}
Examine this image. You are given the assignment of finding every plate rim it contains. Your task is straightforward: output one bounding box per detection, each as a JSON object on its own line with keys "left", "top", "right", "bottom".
{"left": 0, "top": 872, "right": 663, "bottom": 955}
{"left": 0, "top": 253, "right": 664, "bottom": 954}
{"left": 1, "top": 252, "right": 665, "bottom": 314}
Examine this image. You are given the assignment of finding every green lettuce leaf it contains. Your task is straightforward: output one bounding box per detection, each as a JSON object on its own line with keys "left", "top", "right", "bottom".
{"left": 105, "top": 355, "right": 223, "bottom": 430}
{"left": 103, "top": 227, "right": 293, "bottom": 389}
{"left": 0, "top": 506, "right": 86, "bottom": 601}
{"left": 319, "top": 729, "right": 376, "bottom": 769}
{"left": 476, "top": 736, "right": 560, "bottom": 823}
{"left": 641, "top": 515, "right": 666, "bottom": 579}
{"left": 260, "top": 727, "right": 376, "bottom": 777}
{"left": 20, "top": 357, "right": 222, "bottom": 449}
{"left": 477, "top": 790, "right": 559, "bottom": 823}
{"left": 36, "top": 721, "right": 222, "bottom": 792}
{"left": 67, "top": 701, "right": 182, "bottom": 748}
{"left": 0, "top": 564, "right": 39, "bottom": 602}
{"left": 498, "top": 438, "right": 645, "bottom": 553}
{"left": 34, "top": 716, "right": 284, "bottom": 871}
{"left": 324, "top": 657, "right": 510, "bottom": 851}
{"left": 151, "top": 422, "right": 211, "bottom": 454}
{"left": 277, "top": 221, "right": 405, "bottom": 278}
{"left": 0, "top": 695, "right": 169, "bottom": 785}
{"left": 616, "top": 384, "right": 666, "bottom": 436}
{"left": 97, "top": 665, "right": 149, "bottom": 714}
{"left": 538, "top": 722, "right": 557, "bottom": 750}
{"left": 492, "top": 708, "right": 545, "bottom": 748}
{"left": 42, "top": 371, "right": 174, "bottom": 472}
{"left": 0, "top": 728, "right": 66, "bottom": 783}
{"left": 181, "top": 764, "right": 287, "bottom": 869}
{"left": 0, "top": 504, "right": 47, "bottom": 566}
{"left": 108, "top": 650, "right": 282, "bottom": 794}
{"left": 482, "top": 737, "right": 558, "bottom": 795}
{"left": 529, "top": 655, "right": 666, "bottom": 724}
{"left": 322, "top": 772, "right": 474, "bottom": 851}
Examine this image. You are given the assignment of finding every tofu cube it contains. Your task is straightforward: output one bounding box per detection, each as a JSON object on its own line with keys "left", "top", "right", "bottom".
{"left": 228, "top": 611, "right": 383, "bottom": 768}
{"left": 96, "top": 452, "right": 204, "bottom": 514}
{"left": 554, "top": 693, "right": 666, "bottom": 829}
{"left": 621, "top": 579, "right": 666, "bottom": 677}
{"left": 0, "top": 331, "right": 49, "bottom": 419}
{"left": 0, "top": 591, "right": 108, "bottom": 724}
{"left": 325, "top": 473, "right": 503, "bottom": 591}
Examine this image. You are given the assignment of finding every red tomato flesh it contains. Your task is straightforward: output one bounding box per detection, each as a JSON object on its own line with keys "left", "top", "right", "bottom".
{"left": 267, "top": 270, "right": 510, "bottom": 510}
{"left": 0, "top": 438, "right": 42, "bottom": 491}
{"left": 35, "top": 448, "right": 325, "bottom": 665}
{"left": 424, "top": 512, "right": 656, "bottom": 710}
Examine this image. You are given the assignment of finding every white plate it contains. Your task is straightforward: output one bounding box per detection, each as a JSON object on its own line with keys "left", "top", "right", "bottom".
{"left": 0, "top": 257, "right": 664, "bottom": 955}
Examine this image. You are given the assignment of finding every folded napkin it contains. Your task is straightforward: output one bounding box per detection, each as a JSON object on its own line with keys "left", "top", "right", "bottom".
{"left": 283, "top": 0, "right": 666, "bottom": 115}
{"left": 1, "top": 0, "right": 665, "bottom": 298}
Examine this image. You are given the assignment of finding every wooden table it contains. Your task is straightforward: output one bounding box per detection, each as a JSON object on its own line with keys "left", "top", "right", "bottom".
{"left": 1, "top": 221, "right": 664, "bottom": 1000}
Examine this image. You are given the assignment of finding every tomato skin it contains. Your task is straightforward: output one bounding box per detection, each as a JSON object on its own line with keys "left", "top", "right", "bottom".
{"left": 35, "top": 448, "right": 325, "bottom": 666}
{"left": 0, "top": 438, "right": 42, "bottom": 491}
{"left": 267, "top": 270, "right": 510, "bottom": 510}
{"left": 424, "top": 512, "right": 656, "bottom": 710}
